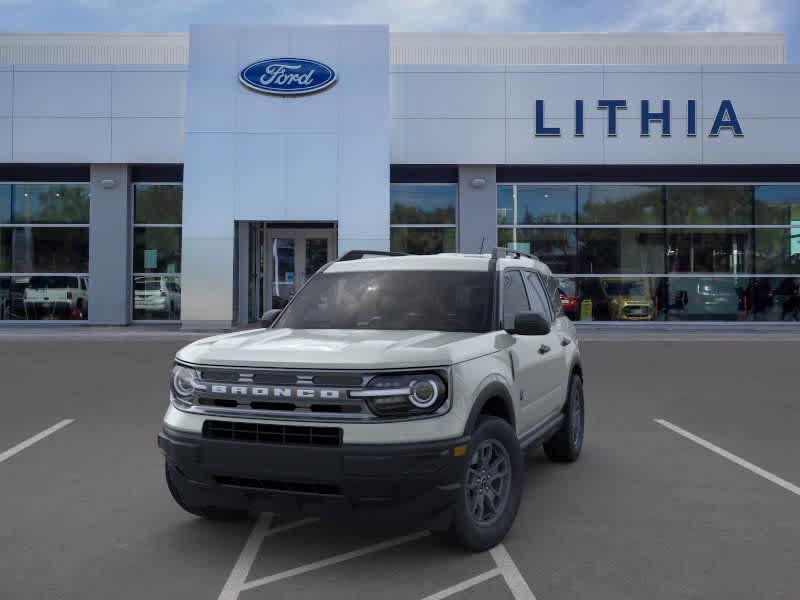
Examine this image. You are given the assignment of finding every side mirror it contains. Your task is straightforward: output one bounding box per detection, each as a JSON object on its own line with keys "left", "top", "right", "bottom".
{"left": 261, "top": 309, "right": 282, "bottom": 328}
{"left": 507, "top": 312, "right": 551, "bottom": 336}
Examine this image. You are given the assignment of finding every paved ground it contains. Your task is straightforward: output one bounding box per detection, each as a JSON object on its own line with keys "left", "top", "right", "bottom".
{"left": 1, "top": 331, "right": 798, "bottom": 599}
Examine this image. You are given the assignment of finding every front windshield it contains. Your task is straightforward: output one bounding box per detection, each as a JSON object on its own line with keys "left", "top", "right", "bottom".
{"left": 275, "top": 270, "right": 493, "bottom": 332}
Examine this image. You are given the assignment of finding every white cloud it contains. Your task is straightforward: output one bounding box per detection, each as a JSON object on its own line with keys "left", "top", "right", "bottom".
{"left": 286, "top": 0, "right": 524, "bottom": 31}
{"left": 622, "top": 0, "right": 780, "bottom": 32}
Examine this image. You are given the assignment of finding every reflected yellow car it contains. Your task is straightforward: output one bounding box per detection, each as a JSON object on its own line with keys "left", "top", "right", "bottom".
{"left": 600, "top": 278, "right": 655, "bottom": 321}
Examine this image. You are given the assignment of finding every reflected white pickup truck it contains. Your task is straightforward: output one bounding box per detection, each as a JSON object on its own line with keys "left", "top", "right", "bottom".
{"left": 158, "top": 249, "right": 584, "bottom": 551}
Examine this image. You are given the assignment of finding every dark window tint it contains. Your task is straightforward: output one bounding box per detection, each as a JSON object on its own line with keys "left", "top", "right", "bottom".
{"left": 134, "top": 185, "right": 182, "bottom": 225}
{"left": 578, "top": 229, "right": 664, "bottom": 274}
{"left": 755, "top": 185, "right": 800, "bottom": 225}
{"left": 578, "top": 185, "right": 663, "bottom": 225}
{"left": 133, "top": 227, "right": 181, "bottom": 273}
{"left": 541, "top": 273, "right": 564, "bottom": 318}
{"left": 667, "top": 229, "right": 753, "bottom": 274}
{"left": 1, "top": 228, "right": 89, "bottom": 273}
{"left": 276, "top": 270, "right": 493, "bottom": 332}
{"left": 666, "top": 186, "right": 752, "bottom": 225}
{"left": 390, "top": 184, "right": 456, "bottom": 225}
{"left": 755, "top": 229, "right": 800, "bottom": 274}
{"left": 498, "top": 228, "right": 577, "bottom": 274}
{"left": 390, "top": 227, "right": 456, "bottom": 255}
{"left": 502, "top": 270, "right": 530, "bottom": 329}
{"left": 4, "top": 184, "right": 90, "bottom": 224}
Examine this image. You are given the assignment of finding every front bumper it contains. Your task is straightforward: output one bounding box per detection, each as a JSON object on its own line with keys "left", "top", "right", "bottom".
{"left": 158, "top": 424, "right": 469, "bottom": 522}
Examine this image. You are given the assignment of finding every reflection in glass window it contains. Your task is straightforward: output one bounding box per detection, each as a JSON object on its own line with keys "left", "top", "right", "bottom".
{"left": 578, "top": 185, "right": 662, "bottom": 225}
{"left": 755, "top": 185, "right": 800, "bottom": 225}
{"left": 134, "top": 185, "right": 182, "bottom": 225}
{"left": 666, "top": 229, "right": 753, "bottom": 274}
{"left": 1, "top": 184, "right": 90, "bottom": 224}
{"left": 497, "top": 185, "right": 575, "bottom": 225}
{"left": 667, "top": 277, "right": 747, "bottom": 321}
{"left": 666, "top": 186, "right": 752, "bottom": 225}
{"left": 391, "top": 227, "right": 456, "bottom": 255}
{"left": 574, "top": 277, "right": 666, "bottom": 321}
{"left": 133, "top": 228, "right": 181, "bottom": 273}
{"left": 502, "top": 270, "right": 530, "bottom": 329}
{"left": 133, "top": 275, "right": 181, "bottom": 320}
{"left": 132, "top": 184, "right": 182, "bottom": 321}
{"left": 1, "top": 227, "right": 90, "bottom": 273}
{"left": 755, "top": 229, "right": 800, "bottom": 274}
{"left": 498, "top": 228, "right": 577, "bottom": 273}
{"left": 390, "top": 184, "right": 456, "bottom": 224}
{"left": 578, "top": 229, "right": 665, "bottom": 274}
{"left": 754, "top": 278, "right": 800, "bottom": 321}
{"left": 390, "top": 183, "right": 457, "bottom": 255}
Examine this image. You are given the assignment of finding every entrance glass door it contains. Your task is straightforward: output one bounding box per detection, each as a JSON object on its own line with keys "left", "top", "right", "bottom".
{"left": 265, "top": 228, "right": 336, "bottom": 313}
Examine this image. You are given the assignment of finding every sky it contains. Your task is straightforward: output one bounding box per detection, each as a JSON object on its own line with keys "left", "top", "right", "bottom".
{"left": 0, "top": 0, "right": 797, "bottom": 62}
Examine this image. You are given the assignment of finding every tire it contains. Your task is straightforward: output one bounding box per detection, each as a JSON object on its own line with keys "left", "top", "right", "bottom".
{"left": 442, "top": 416, "right": 523, "bottom": 552}
{"left": 543, "top": 374, "right": 584, "bottom": 463}
{"left": 165, "top": 464, "right": 252, "bottom": 521}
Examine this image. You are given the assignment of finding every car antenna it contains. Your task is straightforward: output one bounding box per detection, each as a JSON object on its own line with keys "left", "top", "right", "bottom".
{"left": 479, "top": 236, "right": 486, "bottom": 253}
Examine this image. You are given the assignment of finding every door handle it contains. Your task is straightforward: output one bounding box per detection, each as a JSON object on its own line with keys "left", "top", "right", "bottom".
{"left": 538, "top": 344, "right": 551, "bottom": 355}
{"left": 560, "top": 337, "right": 571, "bottom": 346}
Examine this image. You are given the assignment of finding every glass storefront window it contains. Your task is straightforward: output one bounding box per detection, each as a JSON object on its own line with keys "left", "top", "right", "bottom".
{"left": 133, "top": 227, "right": 181, "bottom": 273}
{"left": 755, "top": 229, "right": 800, "bottom": 274}
{"left": 498, "top": 228, "right": 577, "bottom": 273}
{"left": 497, "top": 185, "right": 575, "bottom": 225}
{"left": 578, "top": 229, "right": 665, "bottom": 274}
{"left": 133, "top": 275, "right": 181, "bottom": 320}
{"left": 752, "top": 277, "right": 800, "bottom": 321}
{"left": 666, "top": 186, "right": 752, "bottom": 225}
{"left": 0, "top": 182, "right": 90, "bottom": 321}
{"left": 575, "top": 277, "right": 667, "bottom": 321}
{"left": 133, "top": 185, "right": 182, "bottom": 225}
{"left": 391, "top": 184, "right": 456, "bottom": 225}
{"left": 666, "top": 229, "right": 753, "bottom": 274}
{"left": 578, "top": 185, "right": 662, "bottom": 225}
{"left": 391, "top": 227, "right": 456, "bottom": 255}
{"left": 754, "top": 185, "right": 800, "bottom": 225}
{"left": 390, "top": 184, "right": 456, "bottom": 254}
{"left": 132, "top": 184, "right": 182, "bottom": 320}
{"left": 666, "top": 277, "right": 748, "bottom": 321}
{"left": 1, "top": 184, "right": 90, "bottom": 224}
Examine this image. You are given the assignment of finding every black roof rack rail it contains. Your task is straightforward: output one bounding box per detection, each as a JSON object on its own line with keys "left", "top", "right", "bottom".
{"left": 490, "top": 247, "right": 538, "bottom": 261}
{"left": 338, "top": 250, "right": 408, "bottom": 262}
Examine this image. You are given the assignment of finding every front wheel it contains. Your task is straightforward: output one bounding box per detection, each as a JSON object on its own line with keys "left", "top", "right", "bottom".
{"left": 442, "top": 416, "right": 523, "bottom": 552}
{"left": 543, "top": 374, "right": 584, "bottom": 462}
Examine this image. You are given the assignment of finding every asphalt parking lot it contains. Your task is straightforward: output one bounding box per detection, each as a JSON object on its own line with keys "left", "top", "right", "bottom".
{"left": 1, "top": 330, "right": 799, "bottom": 600}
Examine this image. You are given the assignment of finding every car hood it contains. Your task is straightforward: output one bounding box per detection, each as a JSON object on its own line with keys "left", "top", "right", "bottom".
{"left": 610, "top": 295, "right": 652, "bottom": 305}
{"left": 176, "top": 328, "right": 496, "bottom": 370}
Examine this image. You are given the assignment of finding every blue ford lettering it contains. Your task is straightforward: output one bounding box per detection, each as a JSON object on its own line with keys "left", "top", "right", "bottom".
{"left": 239, "top": 58, "right": 337, "bottom": 95}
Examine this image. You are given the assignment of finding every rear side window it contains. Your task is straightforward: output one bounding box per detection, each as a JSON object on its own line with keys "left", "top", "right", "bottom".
{"left": 502, "top": 270, "right": 530, "bottom": 329}
{"left": 523, "top": 271, "right": 552, "bottom": 320}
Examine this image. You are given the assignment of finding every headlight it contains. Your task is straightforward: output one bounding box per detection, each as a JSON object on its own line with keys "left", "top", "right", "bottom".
{"left": 171, "top": 364, "right": 201, "bottom": 408}
{"left": 351, "top": 372, "right": 448, "bottom": 417}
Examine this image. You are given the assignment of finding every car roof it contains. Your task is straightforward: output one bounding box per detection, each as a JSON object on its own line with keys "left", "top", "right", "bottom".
{"left": 325, "top": 252, "right": 551, "bottom": 275}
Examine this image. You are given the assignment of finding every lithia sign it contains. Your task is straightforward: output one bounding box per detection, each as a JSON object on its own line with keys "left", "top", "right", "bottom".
{"left": 535, "top": 99, "right": 743, "bottom": 138}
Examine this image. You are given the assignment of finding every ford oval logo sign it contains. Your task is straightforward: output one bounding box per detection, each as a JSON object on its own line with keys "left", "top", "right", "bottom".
{"left": 239, "top": 58, "right": 337, "bottom": 96}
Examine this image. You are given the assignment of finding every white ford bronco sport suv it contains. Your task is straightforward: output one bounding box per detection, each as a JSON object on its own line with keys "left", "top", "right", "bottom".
{"left": 159, "top": 249, "right": 584, "bottom": 551}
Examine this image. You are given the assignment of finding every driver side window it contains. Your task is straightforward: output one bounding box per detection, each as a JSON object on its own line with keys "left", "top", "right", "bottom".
{"left": 502, "top": 270, "right": 530, "bottom": 329}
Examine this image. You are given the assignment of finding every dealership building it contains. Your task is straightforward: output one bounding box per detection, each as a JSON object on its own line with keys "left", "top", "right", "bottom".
{"left": 0, "top": 27, "right": 799, "bottom": 327}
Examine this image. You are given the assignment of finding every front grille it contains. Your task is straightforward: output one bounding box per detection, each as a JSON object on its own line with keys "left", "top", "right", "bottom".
{"left": 215, "top": 475, "right": 341, "bottom": 496}
{"left": 203, "top": 420, "right": 342, "bottom": 447}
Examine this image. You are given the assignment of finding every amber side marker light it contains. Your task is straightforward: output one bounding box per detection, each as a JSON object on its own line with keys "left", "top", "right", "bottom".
{"left": 453, "top": 445, "right": 467, "bottom": 457}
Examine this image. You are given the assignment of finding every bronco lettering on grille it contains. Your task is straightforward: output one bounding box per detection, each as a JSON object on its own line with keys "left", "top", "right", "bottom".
{"left": 208, "top": 384, "right": 342, "bottom": 400}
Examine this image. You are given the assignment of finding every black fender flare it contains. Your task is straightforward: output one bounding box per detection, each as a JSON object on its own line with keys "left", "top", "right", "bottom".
{"left": 463, "top": 381, "right": 516, "bottom": 435}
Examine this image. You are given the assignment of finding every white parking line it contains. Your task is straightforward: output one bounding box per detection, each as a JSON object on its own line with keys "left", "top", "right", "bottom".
{"left": 490, "top": 543, "right": 538, "bottom": 600}
{"left": 0, "top": 419, "right": 75, "bottom": 464}
{"left": 655, "top": 418, "right": 800, "bottom": 497}
{"left": 239, "top": 530, "right": 430, "bottom": 591}
{"left": 419, "top": 569, "right": 501, "bottom": 600}
{"left": 217, "top": 515, "right": 317, "bottom": 600}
